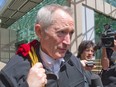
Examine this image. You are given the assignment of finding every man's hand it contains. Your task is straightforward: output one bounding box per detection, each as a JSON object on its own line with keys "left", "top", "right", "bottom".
{"left": 101, "top": 48, "right": 110, "bottom": 70}
{"left": 101, "top": 57, "right": 109, "bottom": 70}
{"left": 81, "top": 60, "right": 95, "bottom": 71}
{"left": 27, "top": 62, "right": 47, "bottom": 87}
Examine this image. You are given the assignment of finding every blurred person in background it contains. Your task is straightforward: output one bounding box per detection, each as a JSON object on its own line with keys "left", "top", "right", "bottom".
{"left": 77, "top": 40, "right": 103, "bottom": 87}
{"left": 100, "top": 35, "right": 116, "bottom": 87}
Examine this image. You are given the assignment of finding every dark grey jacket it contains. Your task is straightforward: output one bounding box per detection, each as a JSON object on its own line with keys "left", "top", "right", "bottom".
{"left": 0, "top": 50, "right": 88, "bottom": 87}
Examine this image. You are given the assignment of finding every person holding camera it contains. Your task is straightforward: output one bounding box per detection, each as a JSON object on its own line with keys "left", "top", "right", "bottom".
{"left": 100, "top": 35, "right": 116, "bottom": 87}
{"left": 77, "top": 40, "right": 103, "bottom": 87}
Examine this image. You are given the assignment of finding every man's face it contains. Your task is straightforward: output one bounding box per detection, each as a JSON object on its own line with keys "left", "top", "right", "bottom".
{"left": 81, "top": 47, "right": 94, "bottom": 60}
{"left": 38, "top": 9, "right": 74, "bottom": 59}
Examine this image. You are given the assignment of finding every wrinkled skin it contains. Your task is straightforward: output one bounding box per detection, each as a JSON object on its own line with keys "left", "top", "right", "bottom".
{"left": 35, "top": 9, "right": 74, "bottom": 59}
{"left": 27, "top": 9, "right": 74, "bottom": 87}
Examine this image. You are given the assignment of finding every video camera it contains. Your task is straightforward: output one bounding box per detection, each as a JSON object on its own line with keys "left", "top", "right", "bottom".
{"left": 101, "top": 24, "right": 116, "bottom": 48}
{"left": 86, "top": 60, "right": 95, "bottom": 67}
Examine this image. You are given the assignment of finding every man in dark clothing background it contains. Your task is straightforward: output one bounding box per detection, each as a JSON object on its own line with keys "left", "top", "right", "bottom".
{"left": 100, "top": 35, "right": 116, "bottom": 87}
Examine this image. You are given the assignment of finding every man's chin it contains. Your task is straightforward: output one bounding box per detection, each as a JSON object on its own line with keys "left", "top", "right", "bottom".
{"left": 55, "top": 54, "right": 65, "bottom": 59}
{"left": 59, "top": 54, "right": 65, "bottom": 58}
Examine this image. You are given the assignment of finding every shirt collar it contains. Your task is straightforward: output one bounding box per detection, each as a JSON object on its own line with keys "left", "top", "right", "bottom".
{"left": 40, "top": 48, "right": 64, "bottom": 70}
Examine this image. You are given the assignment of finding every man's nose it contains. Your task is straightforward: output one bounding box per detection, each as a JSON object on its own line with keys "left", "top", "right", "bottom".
{"left": 63, "top": 34, "right": 71, "bottom": 45}
{"left": 89, "top": 51, "right": 94, "bottom": 55}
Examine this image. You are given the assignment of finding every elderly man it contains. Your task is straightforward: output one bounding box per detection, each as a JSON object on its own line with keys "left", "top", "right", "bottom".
{"left": 0, "top": 4, "right": 89, "bottom": 87}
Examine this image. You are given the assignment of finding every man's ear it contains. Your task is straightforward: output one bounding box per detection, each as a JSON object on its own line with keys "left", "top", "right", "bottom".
{"left": 35, "top": 24, "right": 42, "bottom": 38}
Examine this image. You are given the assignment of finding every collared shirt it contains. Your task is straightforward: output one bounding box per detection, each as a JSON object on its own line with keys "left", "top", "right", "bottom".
{"left": 40, "top": 48, "right": 64, "bottom": 77}
{"left": 40, "top": 49, "right": 89, "bottom": 86}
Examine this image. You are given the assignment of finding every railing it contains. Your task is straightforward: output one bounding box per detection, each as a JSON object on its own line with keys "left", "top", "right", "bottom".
{"left": 92, "top": 59, "right": 102, "bottom": 74}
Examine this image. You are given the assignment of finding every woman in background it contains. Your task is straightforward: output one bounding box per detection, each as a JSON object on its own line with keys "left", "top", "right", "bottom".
{"left": 77, "top": 40, "right": 103, "bottom": 87}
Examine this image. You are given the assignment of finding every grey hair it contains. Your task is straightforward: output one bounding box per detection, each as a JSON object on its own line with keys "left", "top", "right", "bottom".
{"left": 35, "top": 4, "right": 73, "bottom": 30}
